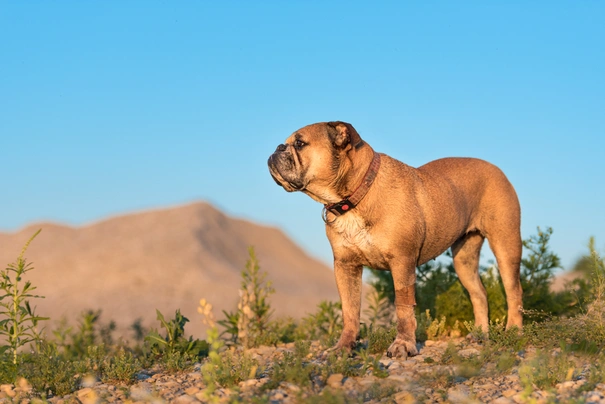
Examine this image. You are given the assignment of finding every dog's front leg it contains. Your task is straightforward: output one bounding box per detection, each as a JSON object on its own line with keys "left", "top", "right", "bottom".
{"left": 387, "top": 259, "right": 419, "bottom": 359}
{"left": 331, "top": 259, "right": 363, "bottom": 352}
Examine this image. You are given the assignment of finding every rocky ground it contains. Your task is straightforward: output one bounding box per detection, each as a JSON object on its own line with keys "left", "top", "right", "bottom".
{"left": 2, "top": 338, "right": 605, "bottom": 403}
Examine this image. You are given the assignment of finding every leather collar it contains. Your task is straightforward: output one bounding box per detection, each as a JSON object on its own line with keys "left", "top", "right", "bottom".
{"left": 322, "top": 151, "right": 381, "bottom": 224}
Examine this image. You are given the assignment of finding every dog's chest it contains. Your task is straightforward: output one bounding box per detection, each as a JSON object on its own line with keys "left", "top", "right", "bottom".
{"left": 331, "top": 214, "right": 388, "bottom": 268}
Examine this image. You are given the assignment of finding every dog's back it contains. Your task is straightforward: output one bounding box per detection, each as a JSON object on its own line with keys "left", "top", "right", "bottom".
{"left": 416, "top": 157, "right": 520, "bottom": 232}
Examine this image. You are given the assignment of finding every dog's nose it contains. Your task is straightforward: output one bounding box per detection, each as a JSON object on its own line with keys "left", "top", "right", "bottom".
{"left": 275, "top": 144, "right": 287, "bottom": 153}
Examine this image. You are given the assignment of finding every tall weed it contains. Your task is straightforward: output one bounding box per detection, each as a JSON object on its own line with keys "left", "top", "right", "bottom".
{"left": 220, "top": 247, "right": 275, "bottom": 348}
{"left": 0, "top": 229, "right": 48, "bottom": 370}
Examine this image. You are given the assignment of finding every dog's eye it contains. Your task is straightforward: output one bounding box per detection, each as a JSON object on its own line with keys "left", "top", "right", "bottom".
{"left": 294, "top": 139, "right": 306, "bottom": 150}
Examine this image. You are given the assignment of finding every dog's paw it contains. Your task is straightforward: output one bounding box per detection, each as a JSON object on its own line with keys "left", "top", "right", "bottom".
{"left": 386, "top": 338, "right": 418, "bottom": 360}
{"left": 321, "top": 346, "right": 346, "bottom": 360}
{"left": 320, "top": 339, "right": 355, "bottom": 360}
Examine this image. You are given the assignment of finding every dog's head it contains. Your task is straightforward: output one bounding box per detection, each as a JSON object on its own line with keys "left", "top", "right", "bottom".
{"left": 267, "top": 121, "right": 365, "bottom": 203}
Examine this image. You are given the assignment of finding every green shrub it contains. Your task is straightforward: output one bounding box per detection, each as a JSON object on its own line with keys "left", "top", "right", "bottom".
{"left": 100, "top": 347, "right": 141, "bottom": 383}
{"left": 519, "top": 349, "right": 577, "bottom": 391}
{"left": 367, "top": 323, "right": 396, "bottom": 354}
{"left": 18, "top": 341, "right": 80, "bottom": 397}
{"left": 220, "top": 247, "right": 275, "bottom": 348}
{"left": 495, "top": 351, "right": 518, "bottom": 374}
{"left": 509, "top": 240, "right": 605, "bottom": 352}
{"left": 54, "top": 310, "right": 101, "bottom": 359}
{"left": 364, "top": 282, "right": 393, "bottom": 327}
{"left": 214, "top": 348, "right": 259, "bottom": 387}
{"left": 0, "top": 229, "right": 48, "bottom": 373}
{"left": 521, "top": 227, "right": 566, "bottom": 315}
{"left": 487, "top": 321, "right": 526, "bottom": 351}
{"left": 358, "top": 349, "right": 388, "bottom": 378}
{"left": 416, "top": 309, "right": 449, "bottom": 341}
{"left": 265, "top": 351, "right": 314, "bottom": 390}
{"left": 145, "top": 309, "right": 208, "bottom": 371}
{"left": 298, "top": 300, "right": 342, "bottom": 344}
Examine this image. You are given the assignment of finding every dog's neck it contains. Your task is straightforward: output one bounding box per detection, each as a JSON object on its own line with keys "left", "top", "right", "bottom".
{"left": 334, "top": 143, "right": 376, "bottom": 200}
{"left": 301, "top": 142, "right": 377, "bottom": 206}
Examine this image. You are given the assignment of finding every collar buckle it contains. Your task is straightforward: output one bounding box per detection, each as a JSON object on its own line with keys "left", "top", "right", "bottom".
{"left": 326, "top": 198, "right": 354, "bottom": 216}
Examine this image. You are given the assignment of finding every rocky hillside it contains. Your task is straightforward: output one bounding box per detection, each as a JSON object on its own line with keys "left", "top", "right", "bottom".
{"left": 0, "top": 202, "right": 339, "bottom": 338}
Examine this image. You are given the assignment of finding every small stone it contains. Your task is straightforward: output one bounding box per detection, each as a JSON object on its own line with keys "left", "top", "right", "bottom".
{"left": 1, "top": 389, "right": 15, "bottom": 398}
{"left": 240, "top": 379, "right": 257, "bottom": 389}
{"left": 506, "top": 374, "right": 520, "bottom": 383}
{"left": 358, "top": 377, "right": 378, "bottom": 387}
{"left": 379, "top": 358, "right": 393, "bottom": 367}
{"left": 130, "top": 383, "right": 154, "bottom": 401}
{"left": 327, "top": 373, "right": 344, "bottom": 388}
{"left": 447, "top": 385, "right": 474, "bottom": 404}
{"left": 342, "top": 378, "right": 358, "bottom": 391}
{"left": 502, "top": 389, "right": 517, "bottom": 398}
{"left": 188, "top": 372, "right": 202, "bottom": 381}
{"left": 76, "top": 388, "right": 93, "bottom": 398}
{"left": 173, "top": 394, "right": 199, "bottom": 404}
{"left": 512, "top": 393, "right": 525, "bottom": 404}
{"left": 17, "top": 378, "right": 32, "bottom": 393}
{"left": 559, "top": 380, "right": 575, "bottom": 390}
{"left": 453, "top": 376, "right": 467, "bottom": 384}
{"left": 587, "top": 393, "right": 603, "bottom": 402}
{"left": 257, "top": 346, "right": 275, "bottom": 356}
{"left": 272, "top": 390, "right": 286, "bottom": 400}
{"left": 458, "top": 348, "right": 480, "bottom": 358}
{"left": 393, "top": 391, "right": 415, "bottom": 403}
{"left": 281, "top": 382, "right": 301, "bottom": 393}
{"left": 492, "top": 398, "right": 514, "bottom": 404}
{"left": 389, "top": 361, "right": 402, "bottom": 370}
{"left": 157, "top": 380, "right": 180, "bottom": 388}
{"left": 425, "top": 340, "right": 436, "bottom": 347}
{"left": 401, "top": 360, "right": 416, "bottom": 368}
{"left": 185, "top": 386, "right": 200, "bottom": 395}
{"left": 387, "top": 375, "right": 410, "bottom": 383}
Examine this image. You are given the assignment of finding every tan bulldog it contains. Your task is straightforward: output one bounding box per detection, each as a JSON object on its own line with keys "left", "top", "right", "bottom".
{"left": 267, "top": 121, "right": 523, "bottom": 358}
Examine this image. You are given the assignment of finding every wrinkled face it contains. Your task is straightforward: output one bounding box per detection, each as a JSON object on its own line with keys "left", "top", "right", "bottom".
{"left": 267, "top": 121, "right": 363, "bottom": 203}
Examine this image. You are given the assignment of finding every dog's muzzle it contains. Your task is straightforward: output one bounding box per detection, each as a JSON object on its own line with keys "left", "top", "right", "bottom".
{"left": 268, "top": 146, "right": 304, "bottom": 191}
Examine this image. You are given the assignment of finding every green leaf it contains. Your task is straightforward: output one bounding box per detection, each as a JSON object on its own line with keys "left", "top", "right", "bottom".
{"left": 155, "top": 309, "right": 170, "bottom": 331}
{"left": 144, "top": 330, "right": 168, "bottom": 347}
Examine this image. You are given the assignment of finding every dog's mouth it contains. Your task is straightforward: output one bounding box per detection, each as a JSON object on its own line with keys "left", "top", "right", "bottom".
{"left": 268, "top": 155, "right": 305, "bottom": 192}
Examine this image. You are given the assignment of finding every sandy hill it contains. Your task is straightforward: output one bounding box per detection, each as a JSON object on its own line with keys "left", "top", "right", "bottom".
{"left": 0, "top": 202, "right": 339, "bottom": 338}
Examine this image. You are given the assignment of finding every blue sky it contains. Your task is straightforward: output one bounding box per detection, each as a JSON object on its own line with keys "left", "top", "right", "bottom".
{"left": 1, "top": 2, "right": 603, "bottom": 271}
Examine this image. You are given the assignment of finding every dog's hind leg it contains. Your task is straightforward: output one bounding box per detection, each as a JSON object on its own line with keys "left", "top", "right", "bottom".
{"left": 452, "top": 231, "right": 489, "bottom": 332}
{"left": 486, "top": 227, "right": 523, "bottom": 330}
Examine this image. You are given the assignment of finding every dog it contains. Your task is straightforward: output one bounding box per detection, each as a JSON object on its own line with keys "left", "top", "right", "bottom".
{"left": 268, "top": 121, "right": 523, "bottom": 358}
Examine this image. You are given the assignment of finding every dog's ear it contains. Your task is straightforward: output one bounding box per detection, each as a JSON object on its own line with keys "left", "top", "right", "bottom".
{"left": 326, "top": 121, "right": 362, "bottom": 149}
